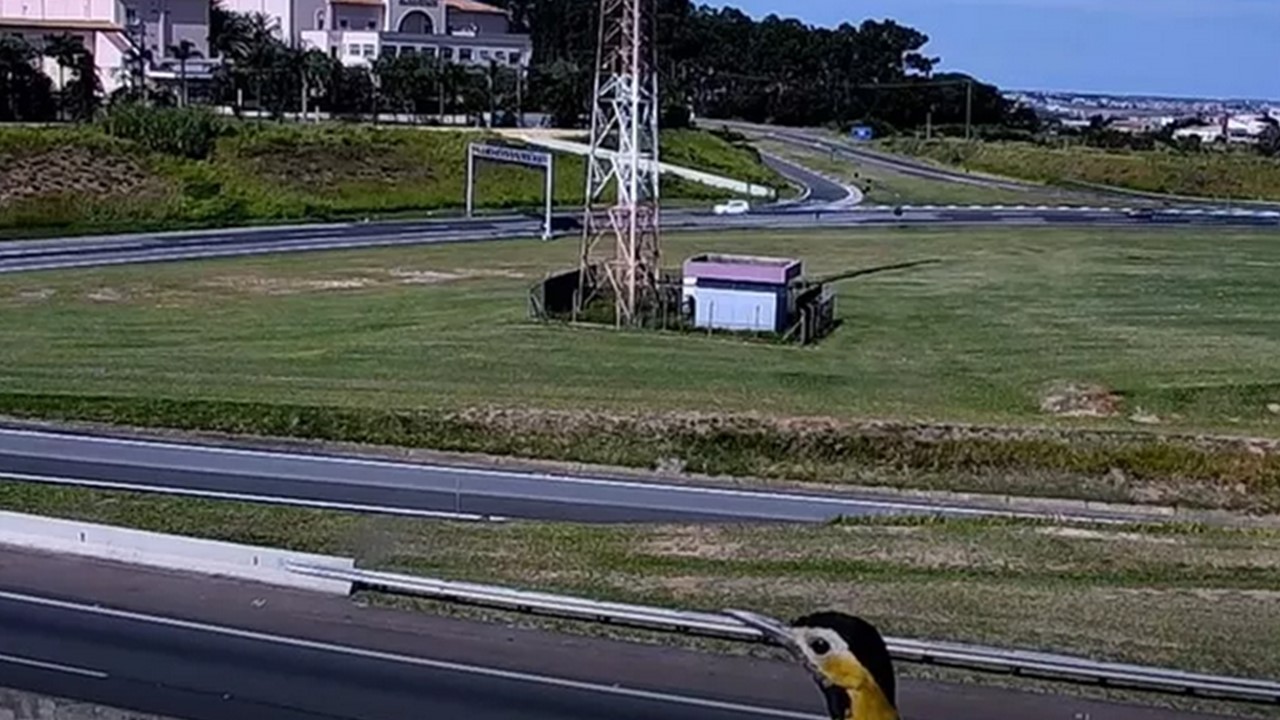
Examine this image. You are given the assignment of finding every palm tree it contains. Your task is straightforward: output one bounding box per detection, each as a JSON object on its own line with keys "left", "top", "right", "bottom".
{"left": 299, "top": 48, "right": 333, "bottom": 120}
{"left": 437, "top": 61, "right": 467, "bottom": 121}
{"left": 209, "top": 1, "right": 252, "bottom": 62}
{"left": 1, "top": 36, "right": 57, "bottom": 121}
{"left": 43, "top": 33, "right": 85, "bottom": 120}
{"left": 120, "top": 45, "right": 153, "bottom": 98}
{"left": 167, "top": 39, "right": 198, "bottom": 106}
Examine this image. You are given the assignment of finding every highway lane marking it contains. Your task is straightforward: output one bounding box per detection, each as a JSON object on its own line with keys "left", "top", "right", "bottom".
{"left": 0, "top": 651, "right": 109, "bottom": 678}
{"left": 0, "top": 590, "right": 823, "bottom": 720}
{"left": 0, "top": 428, "right": 1135, "bottom": 525}
{"left": 0, "top": 472, "right": 507, "bottom": 523}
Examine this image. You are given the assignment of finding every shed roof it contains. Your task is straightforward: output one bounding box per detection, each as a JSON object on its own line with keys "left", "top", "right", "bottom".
{"left": 683, "top": 253, "right": 803, "bottom": 286}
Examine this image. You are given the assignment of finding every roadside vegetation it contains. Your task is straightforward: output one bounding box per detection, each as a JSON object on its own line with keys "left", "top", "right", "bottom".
{"left": 753, "top": 138, "right": 1101, "bottom": 206}
{"left": 2, "top": 480, "right": 1277, "bottom": 685}
{"left": 879, "top": 137, "right": 1280, "bottom": 203}
{"left": 3, "top": 227, "right": 1280, "bottom": 511}
{"left": 0, "top": 109, "right": 785, "bottom": 239}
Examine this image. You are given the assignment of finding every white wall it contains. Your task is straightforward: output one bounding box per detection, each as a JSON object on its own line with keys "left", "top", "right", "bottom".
{"left": 0, "top": 0, "right": 117, "bottom": 21}
{"left": 221, "top": 0, "right": 292, "bottom": 40}
{"left": 693, "top": 287, "right": 779, "bottom": 333}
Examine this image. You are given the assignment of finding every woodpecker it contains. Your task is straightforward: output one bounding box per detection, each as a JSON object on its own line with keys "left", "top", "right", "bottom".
{"left": 728, "top": 609, "right": 898, "bottom": 720}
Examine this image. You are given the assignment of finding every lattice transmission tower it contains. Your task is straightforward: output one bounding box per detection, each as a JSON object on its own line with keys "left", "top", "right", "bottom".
{"left": 577, "top": 0, "right": 661, "bottom": 327}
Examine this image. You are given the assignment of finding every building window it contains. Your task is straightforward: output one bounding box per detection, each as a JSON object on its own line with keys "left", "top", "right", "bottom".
{"left": 362, "top": 44, "right": 375, "bottom": 57}
{"left": 508, "top": 51, "right": 520, "bottom": 65}
{"left": 367, "top": 20, "right": 376, "bottom": 29}
{"left": 339, "top": 19, "right": 349, "bottom": 29}
{"left": 397, "top": 10, "right": 433, "bottom": 34}
{"left": 458, "top": 47, "right": 472, "bottom": 61}
{"left": 400, "top": 46, "right": 415, "bottom": 56}
{"left": 440, "top": 47, "right": 453, "bottom": 60}
{"left": 493, "top": 51, "right": 505, "bottom": 62}
{"left": 330, "top": 46, "right": 339, "bottom": 58}
{"left": 423, "top": 47, "right": 436, "bottom": 58}
{"left": 315, "top": 10, "right": 325, "bottom": 29}
{"left": 383, "top": 45, "right": 397, "bottom": 57}
{"left": 479, "top": 49, "right": 489, "bottom": 61}
{"left": 347, "top": 44, "right": 360, "bottom": 56}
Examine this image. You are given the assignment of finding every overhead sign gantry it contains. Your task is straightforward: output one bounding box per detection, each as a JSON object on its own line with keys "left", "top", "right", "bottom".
{"left": 465, "top": 143, "right": 555, "bottom": 241}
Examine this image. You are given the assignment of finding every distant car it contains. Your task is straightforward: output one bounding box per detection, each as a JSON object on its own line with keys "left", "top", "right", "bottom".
{"left": 1126, "top": 208, "right": 1156, "bottom": 220}
{"left": 713, "top": 199, "right": 751, "bottom": 216}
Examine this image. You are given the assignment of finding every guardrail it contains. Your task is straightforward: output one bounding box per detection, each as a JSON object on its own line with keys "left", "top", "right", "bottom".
{"left": 287, "top": 563, "right": 1280, "bottom": 705}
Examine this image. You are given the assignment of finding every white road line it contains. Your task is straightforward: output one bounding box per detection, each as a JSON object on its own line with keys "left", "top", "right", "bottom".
{"left": 0, "top": 472, "right": 506, "bottom": 522}
{"left": 0, "top": 651, "right": 109, "bottom": 678}
{"left": 0, "top": 428, "right": 1132, "bottom": 524}
{"left": 0, "top": 590, "right": 821, "bottom": 720}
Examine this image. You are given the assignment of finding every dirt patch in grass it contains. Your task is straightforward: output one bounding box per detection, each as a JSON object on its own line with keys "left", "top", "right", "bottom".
{"left": 0, "top": 145, "right": 152, "bottom": 204}
{"left": 1040, "top": 382, "right": 1123, "bottom": 418}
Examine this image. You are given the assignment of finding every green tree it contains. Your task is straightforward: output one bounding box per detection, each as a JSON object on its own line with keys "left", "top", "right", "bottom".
{"left": 43, "top": 33, "right": 85, "bottom": 120}
{"left": 0, "top": 36, "right": 56, "bottom": 121}
{"left": 168, "top": 39, "right": 199, "bottom": 106}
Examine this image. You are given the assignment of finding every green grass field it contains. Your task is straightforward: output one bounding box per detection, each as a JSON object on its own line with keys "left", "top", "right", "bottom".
{"left": 3, "top": 226, "right": 1277, "bottom": 429}
{"left": 3, "top": 480, "right": 1277, "bottom": 685}
{"left": 3, "top": 226, "right": 1280, "bottom": 509}
{"left": 0, "top": 124, "right": 786, "bottom": 238}
{"left": 879, "top": 138, "right": 1280, "bottom": 203}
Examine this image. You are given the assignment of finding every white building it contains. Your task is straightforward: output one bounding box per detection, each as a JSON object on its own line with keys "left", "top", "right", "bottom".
{"left": 0, "top": 0, "right": 214, "bottom": 94}
{"left": 221, "top": 0, "right": 531, "bottom": 68}
{"left": 1172, "top": 114, "right": 1274, "bottom": 145}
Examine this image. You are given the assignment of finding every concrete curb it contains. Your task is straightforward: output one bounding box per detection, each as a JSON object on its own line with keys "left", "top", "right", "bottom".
{"left": 0, "top": 510, "right": 355, "bottom": 595}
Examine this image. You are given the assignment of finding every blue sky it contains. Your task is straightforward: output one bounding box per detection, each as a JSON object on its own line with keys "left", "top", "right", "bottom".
{"left": 710, "top": 0, "right": 1280, "bottom": 100}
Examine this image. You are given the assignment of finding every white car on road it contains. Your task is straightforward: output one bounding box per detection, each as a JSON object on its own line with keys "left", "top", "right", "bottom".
{"left": 713, "top": 199, "right": 751, "bottom": 216}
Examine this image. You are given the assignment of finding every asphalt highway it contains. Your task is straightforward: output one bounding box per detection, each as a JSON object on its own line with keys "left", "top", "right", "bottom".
{"left": 0, "top": 591, "right": 814, "bottom": 720}
{"left": 3, "top": 202, "right": 1278, "bottom": 276}
{"left": 0, "top": 426, "right": 1163, "bottom": 524}
{"left": 0, "top": 548, "right": 1235, "bottom": 720}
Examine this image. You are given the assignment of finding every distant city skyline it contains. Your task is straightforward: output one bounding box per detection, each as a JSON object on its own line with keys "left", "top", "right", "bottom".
{"left": 709, "top": 0, "right": 1280, "bottom": 101}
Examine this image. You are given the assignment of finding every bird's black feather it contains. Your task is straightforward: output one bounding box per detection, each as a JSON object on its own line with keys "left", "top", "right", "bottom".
{"left": 820, "top": 682, "right": 852, "bottom": 720}
{"left": 792, "top": 611, "right": 897, "bottom": 710}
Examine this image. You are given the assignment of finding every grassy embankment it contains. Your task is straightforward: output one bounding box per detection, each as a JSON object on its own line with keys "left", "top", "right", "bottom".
{"left": 3, "top": 227, "right": 1280, "bottom": 512}
{"left": 0, "top": 124, "right": 788, "bottom": 239}
{"left": 879, "top": 137, "right": 1280, "bottom": 203}
{"left": 2, "top": 480, "right": 1277, "bottom": 690}
{"left": 754, "top": 138, "right": 1098, "bottom": 207}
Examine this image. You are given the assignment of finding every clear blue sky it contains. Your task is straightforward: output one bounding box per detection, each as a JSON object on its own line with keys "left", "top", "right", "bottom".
{"left": 710, "top": 0, "right": 1280, "bottom": 100}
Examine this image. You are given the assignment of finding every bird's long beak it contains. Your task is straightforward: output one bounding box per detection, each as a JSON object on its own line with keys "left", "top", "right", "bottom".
{"left": 725, "top": 609, "right": 824, "bottom": 682}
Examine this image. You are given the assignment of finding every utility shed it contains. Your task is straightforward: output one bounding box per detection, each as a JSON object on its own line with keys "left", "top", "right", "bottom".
{"left": 682, "top": 254, "right": 804, "bottom": 333}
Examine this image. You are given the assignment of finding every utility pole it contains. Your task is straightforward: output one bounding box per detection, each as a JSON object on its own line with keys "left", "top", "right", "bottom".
{"left": 487, "top": 60, "right": 496, "bottom": 127}
{"left": 516, "top": 65, "right": 524, "bottom": 128}
{"left": 965, "top": 79, "right": 973, "bottom": 140}
{"left": 577, "top": 0, "right": 661, "bottom": 327}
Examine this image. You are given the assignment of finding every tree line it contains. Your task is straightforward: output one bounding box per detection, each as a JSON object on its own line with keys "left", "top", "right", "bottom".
{"left": 2, "top": 0, "right": 1037, "bottom": 133}
{"left": 505, "top": 0, "right": 1038, "bottom": 133}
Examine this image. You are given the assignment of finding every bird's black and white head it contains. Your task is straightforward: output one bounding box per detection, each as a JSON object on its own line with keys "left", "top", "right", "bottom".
{"left": 728, "top": 610, "right": 898, "bottom": 720}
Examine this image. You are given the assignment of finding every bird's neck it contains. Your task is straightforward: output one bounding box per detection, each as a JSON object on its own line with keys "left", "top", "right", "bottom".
{"left": 849, "top": 686, "right": 898, "bottom": 720}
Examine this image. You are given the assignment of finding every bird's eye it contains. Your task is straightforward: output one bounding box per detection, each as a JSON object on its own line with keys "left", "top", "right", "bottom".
{"left": 809, "top": 638, "right": 830, "bottom": 655}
